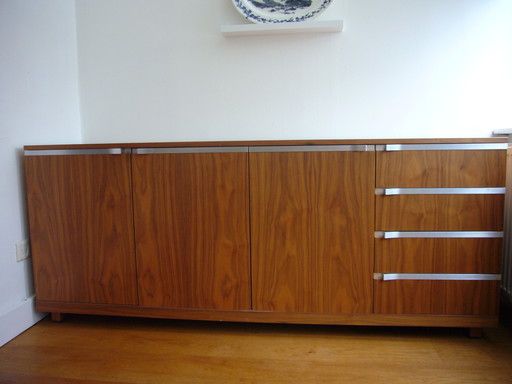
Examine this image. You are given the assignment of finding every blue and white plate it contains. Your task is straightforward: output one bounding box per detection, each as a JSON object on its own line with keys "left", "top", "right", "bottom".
{"left": 232, "top": 0, "right": 333, "bottom": 24}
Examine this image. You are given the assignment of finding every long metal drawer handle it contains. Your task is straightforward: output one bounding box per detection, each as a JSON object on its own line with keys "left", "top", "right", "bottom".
{"left": 375, "top": 231, "right": 504, "bottom": 239}
{"left": 24, "top": 148, "right": 130, "bottom": 156}
{"left": 374, "top": 273, "right": 502, "bottom": 281}
{"left": 377, "top": 143, "right": 507, "bottom": 151}
{"left": 376, "top": 188, "right": 506, "bottom": 196}
{"left": 249, "top": 145, "right": 374, "bottom": 152}
{"left": 133, "top": 147, "right": 249, "bottom": 154}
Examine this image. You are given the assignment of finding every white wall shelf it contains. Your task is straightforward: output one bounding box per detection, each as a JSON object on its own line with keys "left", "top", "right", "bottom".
{"left": 493, "top": 129, "right": 512, "bottom": 136}
{"left": 221, "top": 20, "right": 343, "bottom": 37}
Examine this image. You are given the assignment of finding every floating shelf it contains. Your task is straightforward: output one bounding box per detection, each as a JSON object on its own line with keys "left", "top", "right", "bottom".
{"left": 221, "top": 20, "right": 343, "bottom": 37}
{"left": 493, "top": 128, "right": 512, "bottom": 136}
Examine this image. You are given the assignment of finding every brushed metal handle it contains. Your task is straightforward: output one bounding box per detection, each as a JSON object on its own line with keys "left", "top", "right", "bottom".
{"left": 133, "top": 147, "right": 249, "bottom": 154}
{"left": 249, "top": 145, "right": 375, "bottom": 152}
{"left": 377, "top": 143, "right": 507, "bottom": 151}
{"left": 375, "top": 188, "right": 506, "bottom": 196}
{"left": 375, "top": 231, "right": 504, "bottom": 239}
{"left": 374, "top": 273, "right": 502, "bottom": 281}
{"left": 24, "top": 148, "right": 130, "bottom": 156}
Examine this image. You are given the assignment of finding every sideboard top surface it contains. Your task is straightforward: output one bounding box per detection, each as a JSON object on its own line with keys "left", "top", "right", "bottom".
{"left": 24, "top": 138, "right": 508, "bottom": 151}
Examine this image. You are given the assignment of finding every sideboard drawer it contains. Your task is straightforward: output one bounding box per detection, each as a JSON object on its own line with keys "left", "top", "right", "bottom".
{"left": 374, "top": 279, "right": 500, "bottom": 315}
{"left": 375, "top": 237, "right": 502, "bottom": 274}
{"left": 376, "top": 148, "right": 506, "bottom": 188}
{"left": 376, "top": 194, "right": 504, "bottom": 231}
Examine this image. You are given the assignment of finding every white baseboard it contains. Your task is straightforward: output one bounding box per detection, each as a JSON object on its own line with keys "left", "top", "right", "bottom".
{"left": 0, "top": 296, "right": 47, "bottom": 347}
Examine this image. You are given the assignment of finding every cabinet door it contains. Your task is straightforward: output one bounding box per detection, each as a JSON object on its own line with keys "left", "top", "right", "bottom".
{"left": 250, "top": 147, "right": 375, "bottom": 313}
{"left": 25, "top": 151, "right": 138, "bottom": 305}
{"left": 132, "top": 149, "right": 251, "bottom": 310}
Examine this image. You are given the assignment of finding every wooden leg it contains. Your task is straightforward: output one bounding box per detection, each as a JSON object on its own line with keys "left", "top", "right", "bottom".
{"left": 51, "top": 312, "right": 65, "bottom": 322}
{"left": 468, "top": 328, "right": 483, "bottom": 338}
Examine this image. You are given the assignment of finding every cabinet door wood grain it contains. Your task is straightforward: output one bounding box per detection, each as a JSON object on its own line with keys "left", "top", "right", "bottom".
{"left": 132, "top": 152, "right": 250, "bottom": 310}
{"left": 376, "top": 150, "right": 506, "bottom": 188}
{"left": 25, "top": 154, "right": 138, "bottom": 305}
{"left": 250, "top": 151, "right": 374, "bottom": 313}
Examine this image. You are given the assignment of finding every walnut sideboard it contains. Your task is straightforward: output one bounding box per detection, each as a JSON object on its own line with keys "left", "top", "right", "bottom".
{"left": 24, "top": 138, "right": 507, "bottom": 332}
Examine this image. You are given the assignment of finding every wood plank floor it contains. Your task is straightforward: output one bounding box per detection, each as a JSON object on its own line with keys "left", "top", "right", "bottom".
{"left": 1, "top": 312, "right": 511, "bottom": 384}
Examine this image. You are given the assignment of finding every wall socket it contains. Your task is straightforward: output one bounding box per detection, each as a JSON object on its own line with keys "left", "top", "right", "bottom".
{"left": 16, "top": 239, "right": 30, "bottom": 262}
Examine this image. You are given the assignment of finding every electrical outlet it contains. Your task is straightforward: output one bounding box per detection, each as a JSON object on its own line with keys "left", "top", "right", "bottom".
{"left": 16, "top": 239, "right": 30, "bottom": 262}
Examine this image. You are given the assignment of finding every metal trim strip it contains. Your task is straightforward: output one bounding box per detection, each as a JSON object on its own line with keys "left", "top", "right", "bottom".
{"left": 24, "top": 148, "right": 128, "bottom": 156}
{"left": 375, "top": 187, "right": 506, "bottom": 196}
{"left": 374, "top": 273, "right": 502, "bottom": 281}
{"left": 381, "top": 143, "right": 507, "bottom": 151}
{"left": 133, "top": 147, "right": 249, "bottom": 154}
{"left": 375, "top": 231, "right": 504, "bottom": 239}
{"left": 249, "top": 145, "right": 375, "bottom": 153}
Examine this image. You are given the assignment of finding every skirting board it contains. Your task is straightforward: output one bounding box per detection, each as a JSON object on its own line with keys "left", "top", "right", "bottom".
{"left": 37, "top": 301, "right": 499, "bottom": 328}
{"left": 0, "top": 296, "right": 47, "bottom": 347}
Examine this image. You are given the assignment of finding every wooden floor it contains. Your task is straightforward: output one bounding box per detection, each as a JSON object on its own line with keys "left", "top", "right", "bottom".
{"left": 1, "top": 311, "right": 512, "bottom": 384}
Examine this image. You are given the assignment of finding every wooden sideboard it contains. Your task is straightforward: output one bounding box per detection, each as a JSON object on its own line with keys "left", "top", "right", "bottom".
{"left": 24, "top": 139, "right": 507, "bottom": 331}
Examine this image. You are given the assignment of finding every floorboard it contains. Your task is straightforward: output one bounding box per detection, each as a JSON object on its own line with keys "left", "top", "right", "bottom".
{"left": 1, "top": 312, "right": 511, "bottom": 384}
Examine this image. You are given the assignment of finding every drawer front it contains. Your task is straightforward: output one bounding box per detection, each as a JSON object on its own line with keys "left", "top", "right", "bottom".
{"left": 376, "top": 149, "right": 506, "bottom": 188}
{"left": 374, "top": 279, "right": 500, "bottom": 315}
{"left": 375, "top": 238, "right": 502, "bottom": 274}
{"left": 376, "top": 194, "right": 504, "bottom": 231}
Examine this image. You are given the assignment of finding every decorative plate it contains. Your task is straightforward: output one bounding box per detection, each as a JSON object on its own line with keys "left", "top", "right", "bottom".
{"left": 232, "top": 0, "right": 334, "bottom": 24}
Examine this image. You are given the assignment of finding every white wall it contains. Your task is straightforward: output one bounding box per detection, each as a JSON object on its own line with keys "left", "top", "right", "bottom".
{"left": 76, "top": 0, "right": 512, "bottom": 143}
{"left": 0, "top": 0, "right": 82, "bottom": 346}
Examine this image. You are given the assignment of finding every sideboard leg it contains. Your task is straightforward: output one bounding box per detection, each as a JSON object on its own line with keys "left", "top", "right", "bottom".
{"left": 51, "top": 312, "right": 65, "bottom": 322}
{"left": 468, "top": 328, "right": 483, "bottom": 338}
